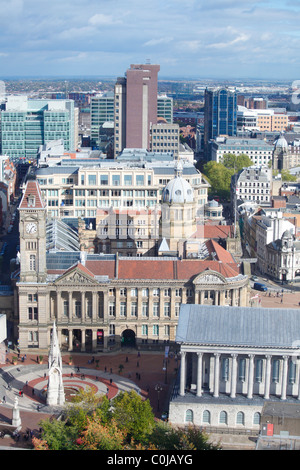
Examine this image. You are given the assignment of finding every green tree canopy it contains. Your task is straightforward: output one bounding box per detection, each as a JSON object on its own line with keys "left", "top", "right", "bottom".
{"left": 34, "top": 389, "right": 221, "bottom": 451}
{"left": 202, "top": 161, "right": 233, "bottom": 200}
{"left": 221, "top": 153, "right": 253, "bottom": 172}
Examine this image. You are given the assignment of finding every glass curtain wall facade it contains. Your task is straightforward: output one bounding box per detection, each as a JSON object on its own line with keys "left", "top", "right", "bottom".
{"left": 1, "top": 98, "right": 75, "bottom": 162}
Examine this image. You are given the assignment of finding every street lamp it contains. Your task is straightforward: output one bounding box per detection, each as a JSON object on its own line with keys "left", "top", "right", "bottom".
{"left": 155, "top": 384, "right": 163, "bottom": 411}
{"left": 163, "top": 358, "right": 168, "bottom": 384}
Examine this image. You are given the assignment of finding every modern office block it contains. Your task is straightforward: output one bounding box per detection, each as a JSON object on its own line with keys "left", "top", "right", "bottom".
{"left": 90, "top": 92, "right": 114, "bottom": 148}
{"left": 1, "top": 96, "right": 76, "bottom": 161}
{"left": 114, "top": 64, "right": 160, "bottom": 157}
{"left": 204, "top": 87, "right": 237, "bottom": 154}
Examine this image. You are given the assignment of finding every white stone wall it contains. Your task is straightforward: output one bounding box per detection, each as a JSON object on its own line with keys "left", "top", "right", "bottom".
{"left": 169, "top": 400, "right": 262, "bottom": 430}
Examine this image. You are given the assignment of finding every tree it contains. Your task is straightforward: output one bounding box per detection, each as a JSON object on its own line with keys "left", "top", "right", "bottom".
{"left": 112, "top": 390, "right": 155, "bottom": 443}
{"left": 149, "top": 421, "right": 221, "bottom": 450}
{"left": 202, "top": 161, "right": 233, "bottom": 200}
{"left": 222, "top": 153, "right": 253, "bottom": 172}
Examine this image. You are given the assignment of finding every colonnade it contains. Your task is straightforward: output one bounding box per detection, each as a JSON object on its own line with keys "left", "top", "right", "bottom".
{"left": 179, "top": 350, "right": 300, "bottom": 401}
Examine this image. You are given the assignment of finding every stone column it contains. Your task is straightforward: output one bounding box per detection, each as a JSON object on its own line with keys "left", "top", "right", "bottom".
{"left": 68, "top": 291, "right": 72, "bottom": 320}
{"left": 179, "top": 351, "right": 186, "bottom": 396}
{"left": 81, "top": 329, "right": 86, "bottom": 352}
{"left": 103, "top": 291, "right": 108, "bottom": 322}
{"left": 81, "top": 292, "right": 85, "bottom": 322}
{"left": 281, "top": 356, "right": 289, "bottom": 400}
{"left": 213, "top": 353, "right": 220, "bottom": 398}
{"left": 247, "top": 354, "right": 254, "bottom": 399}
{"left": 92, "top": 292, "right": 97, "bottom": 321}
{"left": 230, "top": 353, "right": 238, "bottom": 398}
{"left": 264, "top": 355, "right": 272, "bottom": 399}
{"left": 68, "top": 329, "right": 73, "bottom": 351}
{"left": 196, "top": 352, "right": 203, "bottom": 397}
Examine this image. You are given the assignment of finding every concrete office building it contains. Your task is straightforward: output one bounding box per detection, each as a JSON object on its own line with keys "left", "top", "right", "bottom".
{"left": 114, "top": 64, "right": 160, "bottom": 157}
{"left": 210, "top": 136, "right": 273, "bottom": 166}
{"left": 32, "top": 148, "right": 208, "bottom": 219}
{"left": 1, "top": 96, "right": 77, "bottom": 161}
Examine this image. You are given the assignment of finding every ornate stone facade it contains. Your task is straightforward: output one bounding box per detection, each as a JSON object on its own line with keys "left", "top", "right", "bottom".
{"left": 169, "top": 304, "right": 300, "bottom": 431}
{"left": 16, "top": 179, "right": 250, "bottom": 352}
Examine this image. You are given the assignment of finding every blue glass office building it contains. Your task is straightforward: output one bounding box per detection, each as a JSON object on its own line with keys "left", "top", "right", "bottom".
{"left": 204, "top": 87, "right": 237, "bottom": 150}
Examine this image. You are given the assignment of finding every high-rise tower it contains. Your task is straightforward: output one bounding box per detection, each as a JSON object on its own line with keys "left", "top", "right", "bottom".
{"left": 114, "top": 64, "right": 160, "bottom": 157}
{"left": 204, "top": 87, "right": 237, "bottom": 158}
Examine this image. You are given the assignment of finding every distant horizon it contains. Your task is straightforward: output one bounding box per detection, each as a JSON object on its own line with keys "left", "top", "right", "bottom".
{"left": 0, "top": 75, "right": 295, "bottom": 84}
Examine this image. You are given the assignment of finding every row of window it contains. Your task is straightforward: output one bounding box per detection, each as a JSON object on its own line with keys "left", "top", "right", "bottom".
{"left": 185, "top": 409, "right": 261, "bottom": 426}
{"left": 222, "top": 356, "right": 298, "bottom": 384}
{"left": 109, "top": 324, "right": 170, "bottom": 336}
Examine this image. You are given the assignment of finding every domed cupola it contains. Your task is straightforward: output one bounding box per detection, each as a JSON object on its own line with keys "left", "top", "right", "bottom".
{"left": 274, "top": 132, "right": 288, "bottom": 152}
{"left": 162, "top": 160, "right": 194, "bottom": 204}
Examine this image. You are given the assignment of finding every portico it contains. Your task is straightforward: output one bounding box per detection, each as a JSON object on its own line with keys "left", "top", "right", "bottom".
{"left": 169, "top": 304, "right": 300, "bottom": 430}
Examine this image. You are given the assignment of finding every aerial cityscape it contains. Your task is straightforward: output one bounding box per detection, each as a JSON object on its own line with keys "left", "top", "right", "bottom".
{"left": 0, "top": 0, "right": 300, "bottom": 455}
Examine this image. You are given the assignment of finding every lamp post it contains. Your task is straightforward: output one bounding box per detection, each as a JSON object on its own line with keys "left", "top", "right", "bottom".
{"left": 155, "top": 384, "right": 163, "bottom": 411}
{"left": 163, "top": 358, "right": 168, "bottom": 384}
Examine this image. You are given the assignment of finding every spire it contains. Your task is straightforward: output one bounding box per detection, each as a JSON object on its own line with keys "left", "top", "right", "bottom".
{"left": 46, "top": 321, "right": 65, "bottom": 406}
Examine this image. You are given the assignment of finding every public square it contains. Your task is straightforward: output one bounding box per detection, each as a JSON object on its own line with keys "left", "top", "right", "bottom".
{"left": 0, "top": 348, "right": 177, "bottom": 449}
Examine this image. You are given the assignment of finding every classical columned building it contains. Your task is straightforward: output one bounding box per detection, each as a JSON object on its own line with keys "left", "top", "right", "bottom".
{"left": 169, "top": 305, "right": 300, "bottom": 431}
{"left": 16, "top": 179, "right": 249, "bottom": 353}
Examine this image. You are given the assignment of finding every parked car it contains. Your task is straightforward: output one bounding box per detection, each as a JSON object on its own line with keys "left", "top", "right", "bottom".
{"left": 250, "top": 275, "right": 259, "bottom": 282}
{"left": 254, "top": 282, "right": 267, "bottom": 292}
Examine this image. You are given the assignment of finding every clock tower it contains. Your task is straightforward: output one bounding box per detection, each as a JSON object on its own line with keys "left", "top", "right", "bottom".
{"left": 18, "top": 178, "right": 47, "bottom": 282}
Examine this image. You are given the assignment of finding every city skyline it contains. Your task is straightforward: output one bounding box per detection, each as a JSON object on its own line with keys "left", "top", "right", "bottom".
{"left": 0, "top": 0, "right": 299, "bottom": 80}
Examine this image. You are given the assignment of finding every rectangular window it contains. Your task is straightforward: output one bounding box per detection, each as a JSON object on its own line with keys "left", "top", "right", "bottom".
{"left": 142, "top": 302, "right": 148, "bottom": 317}
{"left": 164, "top": 303, "right": 170, "bottom": 317}
{"left": 142, "top": 325, "right": 148, "bottom": 336}
{"left": 120, "top": 302, "right": 126, "bottom": 317}
{"left": 109, "top": 303, "right": 115, "bottom": 316}
{"left": 153, "top": 325, "right": 159, "bottom": 336}
{"left": 153, "top": 303, "right": 159, "bottom": 317}
{"left": 131, "top": 302, "right": 137, "bottom": 317}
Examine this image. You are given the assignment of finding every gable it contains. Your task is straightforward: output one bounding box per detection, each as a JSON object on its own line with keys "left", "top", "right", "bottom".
{"left": 54, "top": 264, "right": 99, "bottom": 286}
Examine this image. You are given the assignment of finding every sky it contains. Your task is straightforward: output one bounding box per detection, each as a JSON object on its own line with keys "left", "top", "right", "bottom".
{"left": 0, "top": 0, "right": 300, "bottom": 80}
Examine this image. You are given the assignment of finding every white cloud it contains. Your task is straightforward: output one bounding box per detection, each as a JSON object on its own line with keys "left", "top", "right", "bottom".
{"left": 143, "top": 37, "right": 173, "bottom": 47}
{"left": 89, "top": 13, "right": 122, "bottom": 26}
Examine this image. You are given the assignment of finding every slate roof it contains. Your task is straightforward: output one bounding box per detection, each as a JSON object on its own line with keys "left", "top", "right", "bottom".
{"left": 176, "top": 304, "right": 300, "bottom": 349}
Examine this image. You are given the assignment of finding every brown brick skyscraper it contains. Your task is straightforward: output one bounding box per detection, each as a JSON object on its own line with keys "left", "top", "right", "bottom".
{"left": 114, "top": 64, "right": 160, "bottom": 157}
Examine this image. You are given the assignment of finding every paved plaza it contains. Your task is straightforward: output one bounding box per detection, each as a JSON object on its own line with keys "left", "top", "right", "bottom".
{"left": 0, "top": 349, "right": 177, "bottom": 449}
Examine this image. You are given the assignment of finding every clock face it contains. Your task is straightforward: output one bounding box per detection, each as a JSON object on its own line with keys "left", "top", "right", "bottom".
{"left": 26, "top": 222, "right": 37, "bottom": 234}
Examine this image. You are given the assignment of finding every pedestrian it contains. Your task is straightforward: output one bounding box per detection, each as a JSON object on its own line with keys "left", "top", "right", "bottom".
{"left": 110, "top": 378, "right": 112, "bottom": 384}
{"left": 32, "top": 388, "right": 34, "bottom": 396}
{"left": 126, "top": 356, "right": 128, "bottom": 362}
{"left": 2, "top": 396, "right": 5, "bottom": 403}
{"left": 281, "top": 298, "right": 283, "bottom": 303}
{"left": 104, "top": 366, "right": 107, "bottom": 372}
{"left": 137, "top": 361, "right": 139, "bottom": 367}
{"left": 44, "top": 373, "right": 46, "bottom": 379}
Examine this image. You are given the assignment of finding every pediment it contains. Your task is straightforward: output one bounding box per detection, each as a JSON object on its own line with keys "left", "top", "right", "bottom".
{"left": 54, "top": 265, "right": 98, "bottom": 286}
{"left": 193, "top": 269, "right": 227, "bottom": 285}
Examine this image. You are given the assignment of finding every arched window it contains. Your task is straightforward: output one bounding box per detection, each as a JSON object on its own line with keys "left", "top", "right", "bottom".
{"left": 185, "top": 409, "right": 193, "bottom": 423}
{"left": 203, "top": 410, "right": 210, "bottom": 424}
{"left": 236, "top": 411, "right": 245, "bottom": 425}
{"left": 219, "top": 411, "right": 227, "bottom": 425}
{"left": 253, "top": 412, "right": 261, "bottom": 425}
